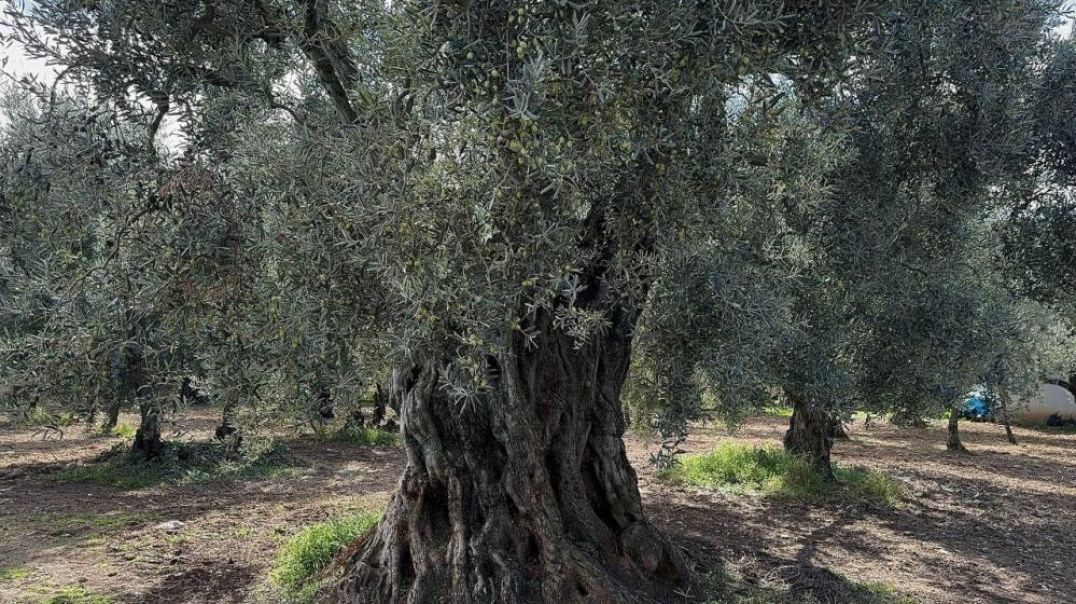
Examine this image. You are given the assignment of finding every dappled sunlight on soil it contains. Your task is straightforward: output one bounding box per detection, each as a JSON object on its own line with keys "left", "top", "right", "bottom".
{"left": 634, "top": 416, "right": 1076, "bottom": 604}
{"left": 1, "top": 411, "right": 1073, "bottom": 603}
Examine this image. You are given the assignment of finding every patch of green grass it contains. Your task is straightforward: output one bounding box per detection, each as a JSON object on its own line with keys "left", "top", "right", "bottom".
{"left": 20, "top": 407, "right": 78, "bottom": 428}
{"left": 39, "top": 587, "right": 114, "bottom": 604}
{"left": 270, "top": 512, "right": 381, "bottom": 603}
{"left": 850, "top": 582, "right": 920, "bottom": 604}
{"left": 43, "top": 511, "right": 141, "bottom": 538}
{"left": 0, "top": 565, "right": 32, "bottom": 582}
{"left": 104, "top": 424, "right": 137, "bottom": 439}
{"left": 761, "top": 406, "right": 794, "bottom": 418}
{"left": 52, "top": 441, "right": 302, "bottom": 489}
{"left": 326, "top": 427, "right": 399, "bottom": 447}
{"left": 658, "top": 443, "right": 905, "bottom": 506}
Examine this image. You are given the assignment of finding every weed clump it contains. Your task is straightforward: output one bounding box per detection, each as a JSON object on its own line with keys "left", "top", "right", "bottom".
{"left": 659, "top": 443, "right": 905, "bottom": 506}
{"left": 99, "top": 424, "right": 137, "bottom": 439}
{"left": 52, "top": 439, "right": 300, "bottom": 489}
{"left": 0, "top": 565, "right": 32, "bottom": 582}
{"left": 270, "top": 512, "right": 381, "bottom": 603}
{"left": 325, "top": 426, "right": 399, "bottom": 447}
{"left": 39, "top": 586, "right": 113, "bottom": 604}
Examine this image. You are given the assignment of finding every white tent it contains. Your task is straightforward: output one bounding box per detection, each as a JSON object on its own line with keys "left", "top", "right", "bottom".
{"left": 1010, "top": 383, "right": 1076, "bottom": 424}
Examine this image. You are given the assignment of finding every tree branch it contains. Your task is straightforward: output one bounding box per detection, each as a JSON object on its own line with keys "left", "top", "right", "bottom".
{"left": 298, "top": 0, "right": 360, "bottom": 124}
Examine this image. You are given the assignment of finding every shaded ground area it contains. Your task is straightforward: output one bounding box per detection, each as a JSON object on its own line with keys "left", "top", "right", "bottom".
{"left": 1, "top": 411, "right": 1073, "bottom": 603}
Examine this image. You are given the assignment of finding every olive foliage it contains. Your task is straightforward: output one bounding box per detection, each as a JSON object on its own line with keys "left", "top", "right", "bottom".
{"left": 1, "top": 1, "right": 1072, "bottom": 454}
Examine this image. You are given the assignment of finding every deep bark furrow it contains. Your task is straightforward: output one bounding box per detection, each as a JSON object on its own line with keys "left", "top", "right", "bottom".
{"left": 332, "top": 311, "right": 688, "bottom": 603}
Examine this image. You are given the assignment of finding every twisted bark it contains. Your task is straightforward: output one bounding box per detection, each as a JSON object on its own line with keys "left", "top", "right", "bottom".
{"left": 782, "top": 388, "right": 835, "bottom": 480}
{"left": 132, "top": 400, "right": 163, "bottom": 459}
{"left": 331, "top": 310, "right": 689, "bottom": 604}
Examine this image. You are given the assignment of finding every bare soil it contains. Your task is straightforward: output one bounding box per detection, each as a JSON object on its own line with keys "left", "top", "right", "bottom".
{"left": 0, "top": 411, "right": 1073, "bottom": 603}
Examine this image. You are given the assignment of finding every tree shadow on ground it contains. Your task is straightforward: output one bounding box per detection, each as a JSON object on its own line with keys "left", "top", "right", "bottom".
{"left": 125, "top": 563, "right": 257, "bottom": 604}
{"left": 654, "top": 497, "right": 918, "bottom": 603}
{"left": 0, "top": 435, "right": 403, "bottom": 603}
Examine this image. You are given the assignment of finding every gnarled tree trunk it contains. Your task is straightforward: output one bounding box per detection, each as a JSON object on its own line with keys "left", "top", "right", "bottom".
{"left": 133, "top": 400, "right": 163, "bottom": 459}
{"left": 331, "top": 310, "right": 689, "bottom": 603}
{"left": 782, "top": 388, "right": 835, "bottom": 480}
{"left": 946, "top": 405, "right": 969, "bottom": 453}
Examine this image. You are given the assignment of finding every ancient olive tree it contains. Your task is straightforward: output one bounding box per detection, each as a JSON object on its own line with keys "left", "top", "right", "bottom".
{"left": 5, "top": 0, "right": 881, "bottom": 600}
{"left": 11, "top": 0, "right": 1072, "bottom": 601}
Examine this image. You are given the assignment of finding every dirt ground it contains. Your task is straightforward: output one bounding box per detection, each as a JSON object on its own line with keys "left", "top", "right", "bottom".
{"left": 1, "top": 411, "right": 1073, "bottom": 604}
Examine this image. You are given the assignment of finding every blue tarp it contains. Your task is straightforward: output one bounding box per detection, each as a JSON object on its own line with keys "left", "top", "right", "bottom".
{"left": 962, "top": 392, "right": 994, "bottom": 420}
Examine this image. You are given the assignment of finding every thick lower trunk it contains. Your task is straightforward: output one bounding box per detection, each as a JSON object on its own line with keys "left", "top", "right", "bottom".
{"left": 345, "top": 405, "right": 366, "bottom": 430}
{"left": 782, "top": 389, "right": 835, "bottom": 480}
{"left": 332, "top": 312, "right": 689, "bottom": 603}
{"left": 133, "top": 401, "right": 163, "bottom": 459}
{"left": 946, "top": 406, "right": 968, "bottom": 453}
{"left": 996, "top": 387, "right": 1017, "bottom": 445}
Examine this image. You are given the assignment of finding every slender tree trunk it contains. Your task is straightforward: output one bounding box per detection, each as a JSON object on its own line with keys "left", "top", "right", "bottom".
{"left": 85, "top": 384, "right": 100, "bottom": 426}
{"left": 132, "top": 400, "right": 163, "bottom": 459}
{"left": 215, "top": 400, "right": 242, "bottom": 448}
{"left": 102, "top": 400, "right": 121, "bottom": 434}
{"left": 371, "top": 382, "right": 387, "bottom": 426}
{"left": 996, "top": 387, "right": 1017, "bottom": 445}
{"left": 332, "top": 310, "right": 689, "bottom": 604}
{"left": 946, "top": 406, "right": 969, "bottom": 453}
{"left": 317, "top": 382, "right": 335, "bottom": 418}
{"left": 782, "top": 388, "right": 835, "bottom": 480}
